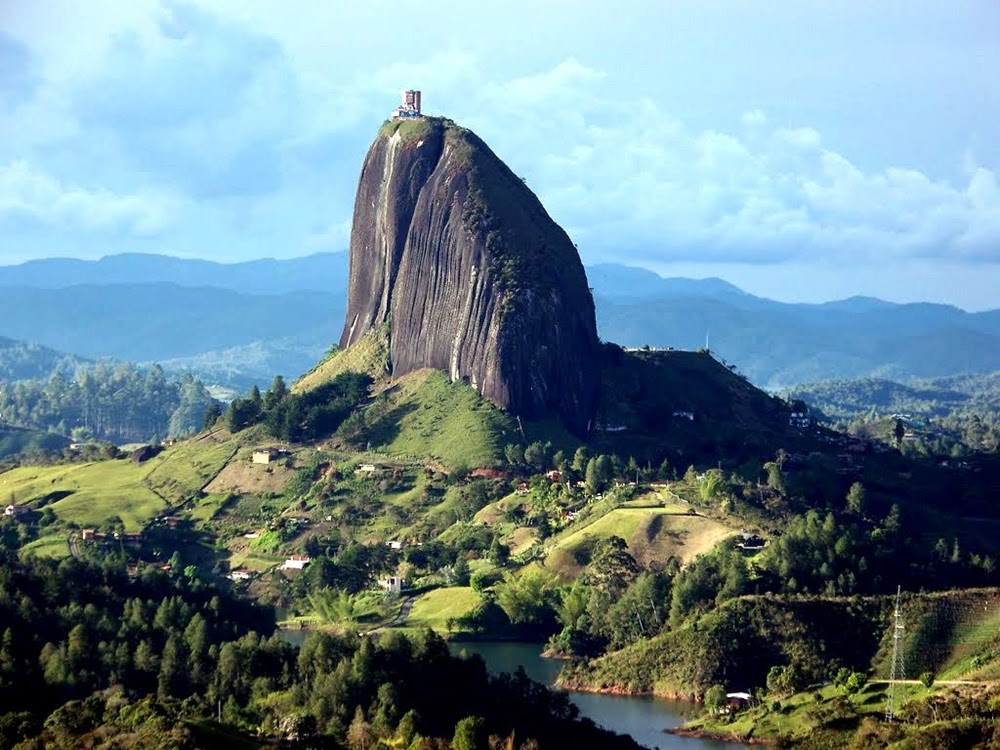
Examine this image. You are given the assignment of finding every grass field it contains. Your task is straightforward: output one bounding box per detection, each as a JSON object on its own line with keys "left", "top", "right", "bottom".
{"left": 19, "top": 534, "right": 70, "bottom": 558}
{"left": 0, "top": 432, "right": 240, "bottom": 534}
{"left": 227, "top": 550, "right": 284, "bottom": 572}
{"left": 294, "top": 328, "right": 390, "bottom": 393}
{"left": 203, "top": 447, "right": 297, "bottom": 496}
{"left": 871, "top": 589, "right": 1000, "bottom": 682}
{"left": 688, "top": 681, "right": 929, "bottom": 743}
{"left": 143, "top": 438, "right": 238, "bottom": 502}
{"left": 404, "top": 586, "right": 481, "bottom": 630}
{"left": 188, "top": 493, "right": 234, "bottom": 523}
{"left": 543, "top": 506, "right": 737, "bottom": 577}
{"left": 359, "top": 369, "right": 517, "bottom": 469}
{"left": 0, "top": 461, "right": 167, "bottom": 531}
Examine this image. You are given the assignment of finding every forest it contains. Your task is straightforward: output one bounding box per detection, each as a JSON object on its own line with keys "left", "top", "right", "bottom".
{"left": 0, "top": 541, "right": 640, "bottom": 749}
{"left": 784, "top": 372, "right": 1000, "bottom": 456}
{"left": 0, "top": 363, "right": 218, "bottom": 444}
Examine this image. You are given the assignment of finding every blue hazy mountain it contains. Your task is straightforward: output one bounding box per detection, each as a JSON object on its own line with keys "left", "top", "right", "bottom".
{"left": 0, "top": 252, "right": 348, "bottom": 294}
{"left": 0, "top": 253, "right": 995, "bottom": 390}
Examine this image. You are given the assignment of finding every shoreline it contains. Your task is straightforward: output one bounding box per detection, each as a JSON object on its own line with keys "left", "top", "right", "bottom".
{"left": 666, "top": 727, "right": 772, "bottom": 745}
{"left": 555, "top": 676, "right": 699, "bottom": 703}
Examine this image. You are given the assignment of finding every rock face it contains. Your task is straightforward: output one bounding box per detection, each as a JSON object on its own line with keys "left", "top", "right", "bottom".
{"left": 340, "top": 117, "right": 600, "bottom": 433}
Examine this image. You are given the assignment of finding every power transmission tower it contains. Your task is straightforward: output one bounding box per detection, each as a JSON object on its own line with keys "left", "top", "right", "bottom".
{"left": 885, "top": 585, "right": 905, "bottom": 722}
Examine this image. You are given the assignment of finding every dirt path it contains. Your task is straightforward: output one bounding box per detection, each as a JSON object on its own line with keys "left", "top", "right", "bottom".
{"left": 367, "top": 595, "right": 416, "bottom": 633}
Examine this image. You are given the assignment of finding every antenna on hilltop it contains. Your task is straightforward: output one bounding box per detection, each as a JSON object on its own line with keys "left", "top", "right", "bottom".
{"left": 885, "top": 585, "right": 905, "bottom": 722}
{"left": 704, "top": 330, "right": 710, "bottom": 352}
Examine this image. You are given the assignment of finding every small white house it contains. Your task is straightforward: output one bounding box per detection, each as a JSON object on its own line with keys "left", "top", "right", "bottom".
{"left": 379, "top": 575, "right": 403, "bottom": 594}
{"left": 386, "top": 540, "right": 403, "bottom": 551}
{"left": 253, "top": 447, "right": 285, "bottom": 464}
{"left": 229, "top": 569, "right": 252, "bottom": 581}
{"left": 4, "top": 504, "right": 27, "bottom": 518}
{"left": 282, "top": 555, "right": 310, "bottom": 570}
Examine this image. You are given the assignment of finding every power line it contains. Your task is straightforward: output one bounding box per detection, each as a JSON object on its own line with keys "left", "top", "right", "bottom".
{"left": 886, "top": 585, "right": 905, "bottom": 722}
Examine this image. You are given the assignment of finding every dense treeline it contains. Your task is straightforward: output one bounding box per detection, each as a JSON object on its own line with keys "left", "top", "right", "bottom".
{"left": 0, "top": 544, "right": 639, "bottom": 749}
{"left": 784, "top": 373, "right": 1000, "bottom": 454}
{"left": 226, "top": 372, "right": 372, "bottom": 442}
{"left": 0, "top": 363, "right": 218, "bottom": 443}
{"left": 0, "top": 337, "right": 86, "bottom": 382}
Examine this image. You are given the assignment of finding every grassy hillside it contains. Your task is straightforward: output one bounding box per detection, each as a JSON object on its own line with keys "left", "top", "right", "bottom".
{"left": 352, "top": 369, "right": 519, "bottom": 469}
{"left": 592, "top": 347, "right": 795, "bottom": 464}
{"left": 872, "top": 588, "right": 1000, "bottom": 682}
{"left": 561, "top": 587, "right": 1000, "bottom": 699}
{"left": 674, "top": 589, "right": 1000, "bottom": 746}
{"left": 404, "top": 586, "right": 482, "bottom": 630}
{"left": 0, "top": 429, "right": 241, "bottom": 532}
{"left": 543, "top": 503, "right": 737, "bottom": 578}
{"left": 296, "top": 329, "right": 547, "bottom": 469}
{"left": 560, "top": 594, "right": 888, "bottom": 698}
{"left": 294, "top": 328, "right": 390, "bottom": 392}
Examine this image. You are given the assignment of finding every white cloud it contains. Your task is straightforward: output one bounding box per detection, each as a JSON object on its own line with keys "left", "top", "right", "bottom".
{"left": 741, "top": 109, "right": 766, "bottom": 128}
{"left": 455, "top": 60, "right": 1000, "bottom": 267}
{"left": 0, "top": 3, "right": 997, "bottom": 291}
{"left": 0, "top": 160, "right": 177, "bottom": 235}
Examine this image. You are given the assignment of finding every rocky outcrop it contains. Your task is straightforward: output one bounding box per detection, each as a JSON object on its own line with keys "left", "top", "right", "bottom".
{"left": 340, "top": 117, "right": 600, "bottom": 433}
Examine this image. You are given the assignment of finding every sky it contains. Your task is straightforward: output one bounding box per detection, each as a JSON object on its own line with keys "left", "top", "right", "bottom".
{"left": 1, "top": 0, "right": 998, "bottom": 310}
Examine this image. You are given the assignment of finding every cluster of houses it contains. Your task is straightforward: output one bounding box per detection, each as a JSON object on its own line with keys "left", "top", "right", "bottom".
{"left": 81, "top": 528, "right": 143, "bottom": 546}
{"left": 253, "top": 551, "right": 405, "bottom": 595}
{"left": 789, "top": 410, "right": 812, "bottom": 429}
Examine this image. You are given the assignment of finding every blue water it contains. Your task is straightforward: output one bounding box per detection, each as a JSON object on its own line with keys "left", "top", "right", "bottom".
{"left": 278, "top": 629, "right": 742, "bottom": 749}
{"left": 448, "top": 641, "right": 744, "bottom": 750}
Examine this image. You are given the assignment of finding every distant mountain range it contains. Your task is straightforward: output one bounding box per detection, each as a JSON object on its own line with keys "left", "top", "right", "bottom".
{"left": 0, "top": 252, "right": 348, "bottom": 294}
{"left": 0, "top": 253, "right": 996, "bottom": 390}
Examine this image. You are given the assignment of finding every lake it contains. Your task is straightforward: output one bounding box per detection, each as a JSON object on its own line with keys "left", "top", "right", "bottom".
{"left": 448, "top": 641, "right": 743, "bottom": 750}
{"left": 278, "top": 629, "right": 741, "bottom": 749}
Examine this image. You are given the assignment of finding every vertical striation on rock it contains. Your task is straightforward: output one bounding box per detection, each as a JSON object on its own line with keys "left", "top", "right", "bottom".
{"left": 340, "top": 117, "right": 600, "bottom": 434}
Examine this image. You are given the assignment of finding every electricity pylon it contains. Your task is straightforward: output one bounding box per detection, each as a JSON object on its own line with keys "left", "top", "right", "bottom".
{"left": 885, "top": 585, "right": 905, "bottom": 722}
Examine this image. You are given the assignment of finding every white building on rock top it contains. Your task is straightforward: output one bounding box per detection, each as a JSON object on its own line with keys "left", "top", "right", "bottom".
{"left": 392, "top": 90, "right": 422, "bottom": 120}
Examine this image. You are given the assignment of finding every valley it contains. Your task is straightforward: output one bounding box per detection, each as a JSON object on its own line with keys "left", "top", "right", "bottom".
{"left": 0, "top": 108, "right": 997, "bottom": 750}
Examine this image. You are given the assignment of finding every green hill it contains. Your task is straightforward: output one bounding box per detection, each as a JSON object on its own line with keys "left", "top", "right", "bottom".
{"left": 561, "top": 587, "right": 1000, "bottom": 697}
{"left": 2, "top": 430, "right": 239, "bottom": 532}
{"left": 592, "top": 347, "right": 794, "bottom": 464}
{"left": 293, "top": 329, "right": 568, "bottom": 470}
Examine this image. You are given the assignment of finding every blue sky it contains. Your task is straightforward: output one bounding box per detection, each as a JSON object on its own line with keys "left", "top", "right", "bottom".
{"left": 1, "top": 0, "right": 998, "bottom": 309}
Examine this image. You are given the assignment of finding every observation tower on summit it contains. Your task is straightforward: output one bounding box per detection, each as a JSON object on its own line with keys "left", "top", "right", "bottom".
{"left": 391, "top": 90, "right": 422, "bottom": 120}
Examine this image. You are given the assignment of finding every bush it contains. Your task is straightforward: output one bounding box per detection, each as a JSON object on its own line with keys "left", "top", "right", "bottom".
{"left": 470, "top": 568, "right": 503, "bottom": 593}
{"left": 703, "top": 685, "right": 727, "bottom": 715}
